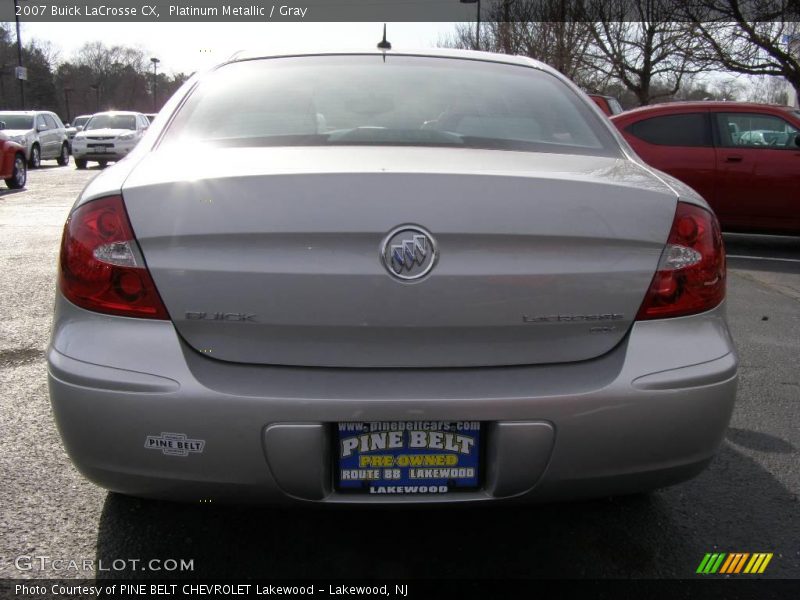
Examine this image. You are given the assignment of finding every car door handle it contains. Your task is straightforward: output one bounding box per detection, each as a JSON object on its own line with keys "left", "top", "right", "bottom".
{"left": 724, "top": 155, "right": 743, "bottom": 163}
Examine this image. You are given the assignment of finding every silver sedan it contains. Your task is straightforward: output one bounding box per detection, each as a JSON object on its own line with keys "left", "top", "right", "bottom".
{"left": 49, "top": 49, "right": 736, "bottom": 504}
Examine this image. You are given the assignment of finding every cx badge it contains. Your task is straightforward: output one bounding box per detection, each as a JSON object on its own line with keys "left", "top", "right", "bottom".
{"left": 380, "top": 225, "right": 438, "bottom": 282}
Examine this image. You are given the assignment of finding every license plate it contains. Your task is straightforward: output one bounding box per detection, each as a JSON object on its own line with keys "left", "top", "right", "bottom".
{"left": 335, "top": 421, "right": 481, "bottom": 494}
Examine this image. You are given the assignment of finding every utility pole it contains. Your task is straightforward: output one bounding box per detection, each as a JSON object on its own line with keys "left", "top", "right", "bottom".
{"left": 13, "top": 0, "right": 25, "bottom": 107}
{"left": 90, "top": 84, "right": 100, "bottom": 111}
{"left": 63, "top": 87, "right": 72, "bottom": 122}
{"left": 500, "top": 0, "right": 511, "bottom": 54}
{"left": 150, "top": 57, "right": 160, "bottom": 111}
{"left": 459, "top": 0, "right": 481, "bottom": 51}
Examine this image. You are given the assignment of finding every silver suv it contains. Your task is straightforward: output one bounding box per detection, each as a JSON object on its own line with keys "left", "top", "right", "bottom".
{"left": 0, "top": 110, "right": 70, "bottom": 168}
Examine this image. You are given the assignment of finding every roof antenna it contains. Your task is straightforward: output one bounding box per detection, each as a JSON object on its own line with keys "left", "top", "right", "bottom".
{"left": 377, "top": 24, "right": 391, "bottom": 50}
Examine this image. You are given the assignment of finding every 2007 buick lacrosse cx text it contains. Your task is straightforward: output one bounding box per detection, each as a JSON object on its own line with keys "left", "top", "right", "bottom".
{"left": 48, "top": 47, "right": 737, "bottom": 504}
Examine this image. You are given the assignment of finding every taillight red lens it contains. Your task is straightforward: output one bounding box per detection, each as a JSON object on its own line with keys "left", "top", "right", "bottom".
{"left": 636, "top": 201, "right": 725, "bottom": 320}
{"left": 58, "top": 195, "right": 169, "bottom": 319}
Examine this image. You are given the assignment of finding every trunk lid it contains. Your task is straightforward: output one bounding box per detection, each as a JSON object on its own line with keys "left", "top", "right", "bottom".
{"left": 121, "top": 146, "right": 676, "bottom": 367}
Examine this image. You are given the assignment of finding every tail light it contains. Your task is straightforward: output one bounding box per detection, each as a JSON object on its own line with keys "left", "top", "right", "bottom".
{"left": 636, "top": 201, "right": 725, "bottom": 320}
{"left": 59, "top": 195, "right": 169, "bottom": 319}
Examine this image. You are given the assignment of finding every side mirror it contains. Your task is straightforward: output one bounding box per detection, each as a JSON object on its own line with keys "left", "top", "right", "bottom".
{"left": 76, "top": 126, "right": 84, "bottom": 132}
{"left": 37, "top": 123, "right": 47, "bottom": 132}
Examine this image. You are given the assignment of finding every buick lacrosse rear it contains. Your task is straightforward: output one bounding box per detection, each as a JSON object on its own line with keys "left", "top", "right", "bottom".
{"left": 48, "top": 50, "right": 737, "bottom": 503}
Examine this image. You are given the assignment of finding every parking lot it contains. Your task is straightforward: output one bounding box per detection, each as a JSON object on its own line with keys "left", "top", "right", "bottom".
{"left": 0, "top": 163, "right": 798, "bottom": 580}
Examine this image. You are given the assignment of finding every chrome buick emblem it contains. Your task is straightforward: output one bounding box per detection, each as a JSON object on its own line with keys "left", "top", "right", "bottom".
{"left": 380, "top": 225, "right": 438, "bottom": 281}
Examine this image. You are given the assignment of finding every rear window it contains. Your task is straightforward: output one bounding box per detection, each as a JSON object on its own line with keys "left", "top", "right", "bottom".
{"left": 0, "top": 114, "right": 33, "bottom": 129}
{"left": 626, "top": 113, "right": 711, "bottom": 147}
{"left": 162, "top": 55, "right": 619, "bottom": 156}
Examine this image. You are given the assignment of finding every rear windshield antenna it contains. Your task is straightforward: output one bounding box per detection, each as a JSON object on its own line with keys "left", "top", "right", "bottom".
{"left": 377, "top": 24, "right": 391, "bottom": 50}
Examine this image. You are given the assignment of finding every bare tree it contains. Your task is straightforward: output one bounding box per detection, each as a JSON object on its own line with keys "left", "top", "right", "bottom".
{"left": 74, "top": 42, "right": 147, "bottom": 83}
{"left": 712, "top": 76, "right": 745, "bottom": 100}
{"left": 53, "top": 42, "right": 187, "bottom": 115}
{"left": 684, "top": 0, "right": 800, "bottom": 100}
{"left": 28, "top": 39, "right": 61, "bottom": 71}
{"left": 0, "top": 25, "right": 61, "bottom": 110}
{"left": 583, "top": 0, "right": 708, "bottom": 105}
{"left": 745, "top": 74, "right": 791, "bottom": 103}
{"left": 440, "top": 0, "right": 599, "bottom": 88}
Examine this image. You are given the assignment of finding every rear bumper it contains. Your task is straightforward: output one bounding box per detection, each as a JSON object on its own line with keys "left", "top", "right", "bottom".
{"left": 48, "top": 292, "right": 737, "bottom": 504}
{"left": 72, "top": 141, "right": 135, "bottom": 161}
{"left": 72, "top": 152, "right": 128, "bottom": 162}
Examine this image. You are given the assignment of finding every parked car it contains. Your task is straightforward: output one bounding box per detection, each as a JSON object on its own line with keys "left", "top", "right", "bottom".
{"left": 588, "top": 94, "right": 624, "bottom": 116}
{"left": 0, "top": 110, "right": 70, "bottom": 168}
{"left": 0, "top": 131, "right": 27, "bottom": 189}
{"left": 65, "top": 114, "right": 93, "bottom": 149}
{"left": 50, "top": 49, "right": 736, "bottom": 504}
{"left": 71, "top": 111, "right": 150, "bottom": 169}
{"left": 611, "top": 102, "right": 800, "bottom": 235}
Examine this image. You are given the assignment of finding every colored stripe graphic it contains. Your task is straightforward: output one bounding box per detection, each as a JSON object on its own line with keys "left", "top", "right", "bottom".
{"left": 733, "top": 553, "right": 750, "bottom": 574}
{"left": 744, "top": 553, "right": 774, "bottom": 574}
{"left": 696, "top": 554, "right": 714, "bottom": 574}
{"left": 699, "top": 553, "right": 773, "bottom": 575}
{"left": 697, "top": 553, "right": 727, "bottom": 574}
{"left": 719, "top": 554, "right": 736, "bottom": 574}
{"left": 759, "top": 554, "right": 774, "bottom": 573}
{"left": 711, "top": 553, "right": 726, "bottom": 573}
{"left": 744, "top": 554, "right": 760, "bottom": 574}
{"left": 721, "top": 553, "right": 748, "bottom": 574}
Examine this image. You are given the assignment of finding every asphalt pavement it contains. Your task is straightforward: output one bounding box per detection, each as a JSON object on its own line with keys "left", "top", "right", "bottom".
{"left": 0, "top": 163, "right": 798, "bottom": 580}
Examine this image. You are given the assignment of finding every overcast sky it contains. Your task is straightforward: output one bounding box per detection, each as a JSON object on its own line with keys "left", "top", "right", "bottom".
{"left": 19, "top": 22, "right": 458, "bottom": 74}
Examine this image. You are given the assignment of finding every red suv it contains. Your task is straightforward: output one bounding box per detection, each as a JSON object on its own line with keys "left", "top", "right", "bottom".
{"left": 611, "top": 102, "right": 800, "bottom": 235}
{"left": 0, "top": 131, "right": 27, "bottom": 189}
